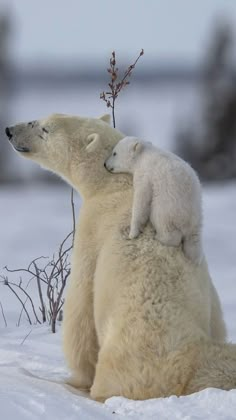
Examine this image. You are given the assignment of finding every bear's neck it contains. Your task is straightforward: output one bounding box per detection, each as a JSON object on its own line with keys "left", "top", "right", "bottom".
{"left": 68, "top": 169, "right": 132, "bottom": 201}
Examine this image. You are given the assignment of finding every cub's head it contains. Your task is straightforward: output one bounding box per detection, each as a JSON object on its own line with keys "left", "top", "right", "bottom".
{"left": 104, "top": 136, "right": 144, "bottom": 174}
{"left": 5, "top": 113, "right": 125, "bottom": 196}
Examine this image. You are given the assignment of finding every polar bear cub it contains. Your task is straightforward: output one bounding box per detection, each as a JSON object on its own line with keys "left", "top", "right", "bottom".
{"left": 105, "top": 136, "right": 203, "bottom": 264}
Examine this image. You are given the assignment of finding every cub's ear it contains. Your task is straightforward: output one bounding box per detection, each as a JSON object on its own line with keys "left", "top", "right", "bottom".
{"left": 84, "top": 133, "right": 101, "bottom": 152}
{"left": 99, "top": 114, "right": 111, "bottom": 125}
{"left": 133, "top": 141, "right": 143, "bottom": 153}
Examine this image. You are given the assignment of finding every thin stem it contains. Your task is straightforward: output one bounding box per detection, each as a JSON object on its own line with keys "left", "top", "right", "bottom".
{"left": 0, "top": 301, "right": 7, "bottom": 327}
{"left": 70, "top": 188, "right": 76, "bottom": 246}
{"left": 4, "top": 266, "right": 47, "bottom": 285}
{"left": 11, "top": 280, "right": 41, "bottom": 324}
{"left": 4, "top": 282, "right": 32, "bottom": 325}
{"left": 33, "top": 261, "right": 46, "bottom": 323}
{"left": 17, "top": 296, "right": 29, "bottom": 327}
{"left": 20, "top": 329, "right": 32, "bottom": 345}
{"left": 100, "top": 49, "right": 144, "bottom": 126}
{"left": 112, "top": 100, "right": 116, "bottom": 128}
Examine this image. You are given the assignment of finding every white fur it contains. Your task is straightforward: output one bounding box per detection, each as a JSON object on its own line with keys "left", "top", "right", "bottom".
{"left": 8, "top": 113, "right": 236, "bottom": 402}
{"left": 105, "top": 137, "right": 203, "bottom": 264}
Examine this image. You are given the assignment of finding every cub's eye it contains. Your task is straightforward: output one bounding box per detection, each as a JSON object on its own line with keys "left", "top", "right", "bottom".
{"left": 28, "top": 121, "right": 36, "bottom": 128}
{"left": 42, "top": 127, "right": 48, "bottom": 133}
{"left": 113, "top": 152, "right": 117, "bottom": 156}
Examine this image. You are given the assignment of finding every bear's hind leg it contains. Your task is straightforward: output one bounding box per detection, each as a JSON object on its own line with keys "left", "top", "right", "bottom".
{"left": 184, "top": 342, "right": 236, "bottom": 395}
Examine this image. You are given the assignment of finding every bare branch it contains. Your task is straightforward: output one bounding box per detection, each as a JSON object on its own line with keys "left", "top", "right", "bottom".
{"left": 2, "top": 279, "right": 41, "bottom": 324}
{"left": 0, "top": 300, "right": 7, "bottom": 327}
{"left": 4, "top": 266, "right": 48, "bottom": 285}
{"left": 17, "top": 296, "right": 29, "bottom": 327}
{"left": 100, "top": 49, "right": 144, "bottom": 128}
{"left": 71, "top": 188, "right": 76, "bottom": 246}
{"left": 1, "top": 278, "right": 32, "bottom": 325}
{"left": 33, "top": 261, "right": 46, "bottom": 323}
{"left": 20, "top": 329, "right": 32, "bottom": 345}
{"left": 1, "top": 167, "right": 76, "bottom": 333}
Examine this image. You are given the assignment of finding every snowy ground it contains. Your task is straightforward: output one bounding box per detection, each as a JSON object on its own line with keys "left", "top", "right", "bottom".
{"left": 0, "top": 182, "right": 236, "bottom": 419}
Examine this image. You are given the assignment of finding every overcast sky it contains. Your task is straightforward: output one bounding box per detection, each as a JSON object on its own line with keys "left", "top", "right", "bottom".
{"left": 1, "top": 0, "right": 236, "bottom": 68}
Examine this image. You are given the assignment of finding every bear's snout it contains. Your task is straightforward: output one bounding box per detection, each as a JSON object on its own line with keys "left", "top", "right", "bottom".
{"left": 5, "top": 127, "right": 13, "bottom": 140}
{"left": 5, "top": 125, "right": 31, "bottom": 153}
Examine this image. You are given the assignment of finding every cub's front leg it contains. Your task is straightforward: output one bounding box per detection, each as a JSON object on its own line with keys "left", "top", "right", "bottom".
{"left": 63, "top": 228, "right": 98, "bottom": 391}
{"left": 129, "top": 177, "right": 152, "bottom": 239}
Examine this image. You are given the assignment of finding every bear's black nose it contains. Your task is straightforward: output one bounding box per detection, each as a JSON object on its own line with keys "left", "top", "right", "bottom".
{"left": 5, "top": 127, "right": 12, "bottom": 139}
{"left": 104, "top": 162, "right": 107, "bottom": 168}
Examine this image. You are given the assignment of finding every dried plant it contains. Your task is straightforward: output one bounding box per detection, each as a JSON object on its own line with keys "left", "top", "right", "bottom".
{"left": 0, "top": 189, "right": 75, "bottom": 333}
{"left": 100, "top": 49, "right": 144, "bottom": 128}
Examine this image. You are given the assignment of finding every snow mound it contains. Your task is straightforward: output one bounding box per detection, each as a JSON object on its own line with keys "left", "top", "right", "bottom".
{"left": 1, "top": 326, "right": 236, "bottom": 420}
{"left": 106, "top": 389, "right": 236, "bottom": 419}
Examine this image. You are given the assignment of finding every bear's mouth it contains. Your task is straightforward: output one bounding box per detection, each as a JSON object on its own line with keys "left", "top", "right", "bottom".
{"left": 13, "top": 145, "right": 30, "bottom": 153}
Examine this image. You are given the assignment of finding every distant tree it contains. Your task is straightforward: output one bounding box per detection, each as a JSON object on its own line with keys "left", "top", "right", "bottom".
{"left": 176, "top": 21, "right": 236, "bottom": 181}
{"left": 0, "top": 13, "right": 12, "bottom": 183}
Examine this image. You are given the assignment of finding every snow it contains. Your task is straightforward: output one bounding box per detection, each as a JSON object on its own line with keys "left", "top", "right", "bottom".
{"left": 106, "top": 389, "right": 236, "bottom": 419}
{"left": 0, "top": 327, "right": 112, "bottom": 420}
{"left": 0, "top": 182, "right": 236, "bottom": 419}
{"left": 1, "top": 328, "right": 236, "bottom": 420}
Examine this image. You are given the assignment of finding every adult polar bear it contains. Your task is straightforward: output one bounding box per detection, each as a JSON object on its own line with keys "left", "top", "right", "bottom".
{"left": 6, "top": 113, "right": 236, "bottom": 401}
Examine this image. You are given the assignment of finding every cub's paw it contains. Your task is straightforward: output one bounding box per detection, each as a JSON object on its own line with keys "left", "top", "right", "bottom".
{"left": 128, "top": 229, "right": 140, "bottom": 240}
{"left": 121, "top": 226, "right": 141, "bottom": 240}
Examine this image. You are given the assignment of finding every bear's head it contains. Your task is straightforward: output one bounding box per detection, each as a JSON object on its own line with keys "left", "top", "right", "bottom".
{"left": 105, "top": 136, "right": 145, "bottom": 174}
{"left": 6, "top": 113, "right": 129, "bottom": 197}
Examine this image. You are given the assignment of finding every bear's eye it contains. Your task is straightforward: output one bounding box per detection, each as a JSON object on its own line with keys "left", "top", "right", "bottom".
{"left": 113, "top": 152, "right": 117, "bottom": 157}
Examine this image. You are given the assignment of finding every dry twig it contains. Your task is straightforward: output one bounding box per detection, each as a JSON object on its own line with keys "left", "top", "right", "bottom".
{"left": 100, "top": 49, "right": 144, "bottom": 128}
{"left": 0, "top": 300, "right": 7, "bottom": 327}
{"left": 0, "top": 189, "right": 76, "bottom": 333}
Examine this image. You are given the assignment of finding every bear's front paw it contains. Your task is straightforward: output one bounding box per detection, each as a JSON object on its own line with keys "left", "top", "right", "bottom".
{"left": 65, "top": 375, "right": 91, "bottom": 392}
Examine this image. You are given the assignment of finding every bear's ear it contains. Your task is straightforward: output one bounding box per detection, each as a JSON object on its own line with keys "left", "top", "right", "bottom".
{"left": 99, "top": 114, "right": 111, "bottom": 125}
{"left": 84, "top": 133, "right": 101, "bottom": 152}
{"left": 133, "top": 141, "right": 143, "bottom": 154}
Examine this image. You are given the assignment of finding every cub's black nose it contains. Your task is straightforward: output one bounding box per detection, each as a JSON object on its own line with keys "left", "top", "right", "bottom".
{"left": 5, "top": 127, "right": 12, "bottom": 139}
{"left": 104, "top": 162, "right": 107, "bottom": 168}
